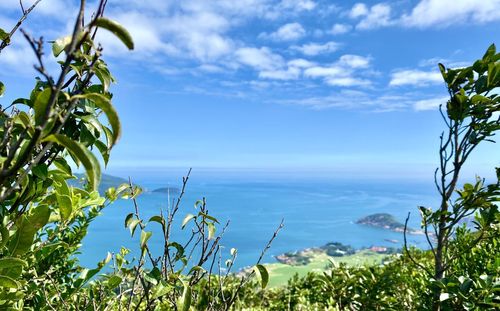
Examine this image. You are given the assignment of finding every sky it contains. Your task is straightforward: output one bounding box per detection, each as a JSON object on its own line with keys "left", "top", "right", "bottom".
{"left": 0, "top": 0, "right": 499, "bottom": 181}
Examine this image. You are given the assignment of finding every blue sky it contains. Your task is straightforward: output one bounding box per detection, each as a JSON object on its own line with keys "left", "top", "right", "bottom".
{"left": 1, "top": 0, "right": 499, "bottom": 180}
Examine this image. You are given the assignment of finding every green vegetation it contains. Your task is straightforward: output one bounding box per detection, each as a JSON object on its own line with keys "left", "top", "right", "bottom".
{"left": 0, "top": 1, "right": 499, "bottom": 310}
{"left": 266, "top": 250, "right": 388, "bottom": 288}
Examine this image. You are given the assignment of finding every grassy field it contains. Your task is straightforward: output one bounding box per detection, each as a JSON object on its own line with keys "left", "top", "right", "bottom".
{"left": 265, "top": 250, "right": 388, "bottom": 288}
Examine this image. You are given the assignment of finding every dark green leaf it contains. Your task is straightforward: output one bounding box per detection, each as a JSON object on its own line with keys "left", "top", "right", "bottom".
{"left": 43, "top": 134, "right": 101, "bottom": 191}
{"left": 0, "top": 258, "right": 27, "bottom": 269}
{"left": 106, "top": 275, "right": 122, "bottom": 289}
{"left": 0, "top": 28, "right": 8, "bottom": 41}
{"left": 72, "top": 93, "right": 121, "bottom": 147}
{"left": 254, "top": 264, "right": 269, "bottom": 289}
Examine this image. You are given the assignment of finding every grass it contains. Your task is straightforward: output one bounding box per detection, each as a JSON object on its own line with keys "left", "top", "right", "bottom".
{"left": 265, "top": 250, "right": 388, "bottom": 288}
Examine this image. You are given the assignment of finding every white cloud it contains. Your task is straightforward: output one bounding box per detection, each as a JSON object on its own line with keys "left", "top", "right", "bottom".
{"left": 198, "top": 64, "right": 225, "bottom": 73}
{"left": 0, "top": 37, "right": 37, "bottom": 74}
{"left": 389, "top": 69, "right": 443, "bottom": 86}
{"left": 401, "top": 0, "right": 500, "bottom": 28}
{"left": 273, "top": 90, "right": 412, "bottom": 111}
{"left": 0, "top": 0, "right": 75, "bottom": 20}
{"left": 304, "top": 65, "right": 344, "bottom": 78}
{"left": 96, "top": 12, "right": 179, "bottom": 57}
{"left": 259, "top": 67, "right": 301, "bottom": 80}
{"left": 355, "top": 3, "right": 394, "bottom": 30}
{"left": 330, "top": 23, "right": 351, "bottom": 35}
{"left": 260, "top": 22, "right": 306, "bottom": 41}
{"left": 326, "top": 77, "right": 371, "bottom": 87}
{"left": 414, "top": 96, "right": 449, "bottom": 111}
{"left": 279, "top": 0, "right": 317, "bottom": 11}
{"left": 302, "top": 54, "right": 373, "bottom": 87}
{"left": 338, "top": 55, "right": 371, "bottom": 68}
{"left": 292, "top": 41, "right": 340, "bottom": 56}
{"left": 287, "top": 58, "right": 316, "bottom": 68}
{"left": 235, "top": 47, "right": 284, "bottom": 71}
{"left": 246, "top": 56, "right": 314, "bottom": 81}
{"left": 349, "top": 3, "right": 369, "bottom": 18}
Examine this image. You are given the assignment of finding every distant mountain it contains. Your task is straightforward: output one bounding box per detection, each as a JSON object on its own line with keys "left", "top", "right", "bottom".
{"left": 71, "top": 173, "right": 129, "bottom": 194}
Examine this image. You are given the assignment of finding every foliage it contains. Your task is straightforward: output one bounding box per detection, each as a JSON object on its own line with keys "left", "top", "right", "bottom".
{"left": 0, "top": 0, "right": 132, "bottom": 309}
{"left": 0, "top": 1, "right": 498, "bottom": 310}
{"left": 408, "top": 43, "right": 500, "bottom": 310}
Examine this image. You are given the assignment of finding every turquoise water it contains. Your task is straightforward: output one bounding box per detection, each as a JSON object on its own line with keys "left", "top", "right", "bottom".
{"left": 79, "top": 175, "right": 439, "bottom": 270}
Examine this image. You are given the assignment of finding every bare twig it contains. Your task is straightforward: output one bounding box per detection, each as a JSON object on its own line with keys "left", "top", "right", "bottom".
{"left": 0, "top": 0, "right": 43, "bottom": 53}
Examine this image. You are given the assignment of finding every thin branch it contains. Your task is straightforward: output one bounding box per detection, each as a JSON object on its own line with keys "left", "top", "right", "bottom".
{"left": 0, "top": 0, "right": 43, "bottom": 53}
{"left": 403, "top": 212, "right": 433, "bottom": 277}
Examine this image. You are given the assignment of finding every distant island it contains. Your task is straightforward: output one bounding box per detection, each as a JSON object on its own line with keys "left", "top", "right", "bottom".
{"left": 152, "top": 187, "right": 181, "bottom": 195}
{"left": 356, "top": 213, "right": 423, "bottom": 235}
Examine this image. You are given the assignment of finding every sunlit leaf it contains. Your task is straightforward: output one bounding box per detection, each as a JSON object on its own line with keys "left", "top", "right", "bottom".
{"left": 95, "top": 18, "right": 134, "bottom": 50}
{"left": 0, "top": 275, "right": 19, "bottom": 289}
{"left": 52, "top": 35, "right": 72, "bottom": 57}
{"left": 181, "top": 213, "right": 195, "bottom": 229}
{"left": 140, "top": 230, "right": 152, "bottom": 249}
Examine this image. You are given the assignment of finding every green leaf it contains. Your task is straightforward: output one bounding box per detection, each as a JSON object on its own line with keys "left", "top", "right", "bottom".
{"left": 50, "top": 175, "right": 72, "bottom": 222}
{"left": 199, "top": 212, "right": 219, "bottom": 224}
{"left": 181, "top": 213, "right": 195, "bottom": 229}
{"left": 94, "top": 140, "right": 110, "bottom": 165}
{"left": 254, "top": 264, "right": 269, "bottom": 289}
{"left": 0, "top": 28, "right": 8, "bottom": 41}
{"left": 152, "top": 282, "right": 172, "bottom": 299}
{"left": 140, "top": 230, "right": 152, "bottom": 249}
{"left": 43, "top": 134, "right": 101, "bottom": 191}
{"left": 0, "top": 82, "right": 5, "bottom": 97}
{"left": 34, "top": 88, "right": 52, "bottom": 126}
{"left": 179, "top": 282, "right": 192, "bottom": 311}
{"left": 0, "top": 276, "right": 19, "bottom": 289}
{"left": 32, "top": 164, "right": 48, "bottom": 180}
{"left": 0, "top": 258, "right": 27, "bottom": 269}
{"left": 95, "top": 18, "right": 134, "bottom": 50}
{"left": 106, "top": 275, "right": 122, "bottom": 289}
{"left": 149, "top": 215, "right": 165, "bottom": 226}
{"left": 52, "top": 35, "right": 72, "bottom": 57}
{"left": 72, "top": 93, "right": 121, "bottom": 147}
{"left": 9, "top": 204, "right": 50, "bottom": 256}
{"left": 207, "top": 222, "right": 215, "bottom": 240}
{"left": 126, "top": 217, "right": 140, "bottom": 237}
{"left": 483, "top": 43, "right": 496, "bottom": 61}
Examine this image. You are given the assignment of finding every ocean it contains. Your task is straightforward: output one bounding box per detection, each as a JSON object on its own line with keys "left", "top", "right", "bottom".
{"left": 79, "top": 173, "right": 439, "bottom": 270}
